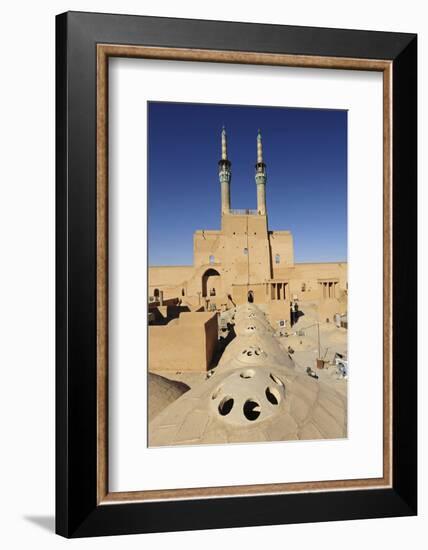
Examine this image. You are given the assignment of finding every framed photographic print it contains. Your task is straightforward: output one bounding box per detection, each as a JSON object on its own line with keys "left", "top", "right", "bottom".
{"left": 56, "top": 11, "right": 417, "bottom": 537}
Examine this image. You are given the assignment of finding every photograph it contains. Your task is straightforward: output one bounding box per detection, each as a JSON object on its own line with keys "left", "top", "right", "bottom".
{"left": 0, "top": 0, "right": 420, "bottom": 545}
{"left": 147, "top": 101, "right": 348, "bottom": 447}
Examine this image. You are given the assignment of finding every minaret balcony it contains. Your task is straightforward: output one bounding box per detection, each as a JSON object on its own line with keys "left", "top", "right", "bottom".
{"left": 228, "top": 208, "right": 259, "bottom": 216}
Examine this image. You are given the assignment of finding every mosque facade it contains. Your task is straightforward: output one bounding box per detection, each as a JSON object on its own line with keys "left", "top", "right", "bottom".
{"left": 149, "top": 128, "right": 347, "bottom": 325}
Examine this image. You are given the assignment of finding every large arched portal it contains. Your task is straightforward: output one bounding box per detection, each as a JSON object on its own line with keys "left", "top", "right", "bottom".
{"left": 202, "top": 268, "right": 221, "bottom": 298}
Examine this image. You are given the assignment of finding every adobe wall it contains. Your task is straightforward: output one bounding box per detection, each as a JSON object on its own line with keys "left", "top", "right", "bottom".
{"left": 191, "top": 214, "right": 274, "bottom": 300}
{"left": 231, "top": 283, "right": 266, "bottom": 305}
{"left": 148, "top": 265, "right": 196, "bottom": 299}
{"left": 273, "top": 262, "right": 347, "bottom": 301}
{"left": 269, "top": 231, "right": 294, "bottom": 266}
{"left": 149, "top": 304, "right": 191, "bottom": 324}
{"left": 148, "top": 311, "right": 218, "bottom": 372}
{"left": 149, "top": 265, "right": 194, "bottom": 286}
{"left": 204, "top": 313, "right": 219, "bottom": 365}
{"left": 221, "top": 214, "right": 272, "bottom": 288}
{"left": 315, "top": 298, "right": 347, "bottom": 322}
{"left": 149, "top": 228, "right": 347, "bottom": 311}
{"left": 267, "top": 300, "right": 292, "bottom": 330}
{"left": 193, "top": 230, "right": 222, "bottom": 268}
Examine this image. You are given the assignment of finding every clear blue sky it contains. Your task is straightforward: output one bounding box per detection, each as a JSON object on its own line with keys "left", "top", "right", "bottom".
{"left": 148, "top": 101, "right": 347, "bottom": 266}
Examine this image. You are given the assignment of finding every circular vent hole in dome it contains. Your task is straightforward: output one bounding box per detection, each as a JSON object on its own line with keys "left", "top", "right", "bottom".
{"left": 240, "top": 369, "right": 255, "bottom": 379}
{"left": 218, "top": 396, "right": 234, "bottom": 416}
{"left": 243, "top": 399, "right": 261, "bottom": 421}
{"left": 241, "top": 349, "right": 247, "bottom": 355}
{"left": 269, "top": 373, "right": 284, "bottom": 387}
{"left": 265, "top": 386, "right": 281, "bottom": 405}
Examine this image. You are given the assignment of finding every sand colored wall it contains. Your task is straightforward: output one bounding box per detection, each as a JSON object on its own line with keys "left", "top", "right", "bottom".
{"left": 267, "top": 300, "right": 292, "bottom": 329}
{"left": 295, "top": 262, "right": 347, "bottom": 301}
{"left": 269, "top": 231, "right": 294, "bottom": 266}
{"left": 181, "top": 295, "right": 204, "bottom": 309}
{"left": 148, "top": 311, "right": 218, "bottom": 372}
{"left": 149, "top": 304, "right": 192, "bottom": 324}
{"left": 149, "top": 265, "right": 194, "bottom": 286}
{"left": 189, "top": 213, "right": 274, "bottom": 303}
{"left": 149, "top": 221, "right": 347, "bottom": 308}
{"left": 148, "top": 260, "right": 347, "bottom": 305}
{"left": 220, "top": 213, "right": 272, "bottom": 290}
{"left": 316, "top": 298, "right": 347, "bottom": 322}
{"left": 193, "top": 230, "right": 222, "bottom": 268}
{"left": 272, "top": 262, "right": 347, "bottom": 302}
{"left": 231, "top": 283, "right": 267, "bottom": 305}
{"left": 148, "top": 265, "right": 195, "bottom": 300}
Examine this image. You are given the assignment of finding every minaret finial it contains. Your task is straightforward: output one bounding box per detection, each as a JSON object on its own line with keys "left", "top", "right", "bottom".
{"left": 257, "top": 129, "right": 263, "bottom": 164}
{"left": 221, "top": 126, "right": 228, "bottom": 160}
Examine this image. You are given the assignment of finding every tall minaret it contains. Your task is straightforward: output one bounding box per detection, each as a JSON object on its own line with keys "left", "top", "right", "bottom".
{"left": 255, "top": 129, "right": 267, "bottom": 215}
{"left": 218, "top": 126, "right": 231, "bottom": 215}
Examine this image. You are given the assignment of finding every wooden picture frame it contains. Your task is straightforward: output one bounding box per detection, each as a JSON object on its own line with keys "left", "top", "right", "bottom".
{"left": 56, "top": 11, "right": 417, "bottom": 537}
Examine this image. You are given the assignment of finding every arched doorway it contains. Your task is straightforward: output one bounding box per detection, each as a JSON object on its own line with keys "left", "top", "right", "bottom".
{"left": 202, "top": 268, "right": 221, "bottom": 298}
{"left": 247, "top": 290, "right": 254, "bottom": 303}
